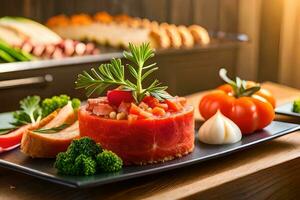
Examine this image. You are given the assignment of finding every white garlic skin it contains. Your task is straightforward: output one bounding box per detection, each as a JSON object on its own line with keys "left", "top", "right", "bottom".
{"left": 198, "top": 110, "right": 242, "bottom": 145}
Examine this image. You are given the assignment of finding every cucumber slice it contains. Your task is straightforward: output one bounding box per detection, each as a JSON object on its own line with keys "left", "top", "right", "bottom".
{"left": 0, "top": 40, "right": 30, "bottom": 61}
{"left": 0, "top": 48, "right": 16, "bottom": 62}
{"left": 15, "top": 47, "right": 34, "bottom": 61}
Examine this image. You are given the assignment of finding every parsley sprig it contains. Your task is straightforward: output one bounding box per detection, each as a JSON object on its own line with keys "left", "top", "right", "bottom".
{"left": 11, "top": 96, "right": 42, "bottom": 126}
{"left": 75, "top": 43, "right": 172, "bottom": 102}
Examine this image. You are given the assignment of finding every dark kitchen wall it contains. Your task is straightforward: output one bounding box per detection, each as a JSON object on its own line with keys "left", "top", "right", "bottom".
{"left": 1, "top": 0, "right": 238, "bottom": 32}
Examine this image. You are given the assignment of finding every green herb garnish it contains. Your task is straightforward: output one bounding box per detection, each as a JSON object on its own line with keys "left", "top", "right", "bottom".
{"left": 11, "top": 95, "right": 81, "bottom": 126}
{"left": 12, "top": 96, "right": 42, "bottom": 126}
{"left": 33, "top": 124, "right": 70, "bottom": 134}
{"left": 75, "top": 43, "right": 172, "bottom": 102}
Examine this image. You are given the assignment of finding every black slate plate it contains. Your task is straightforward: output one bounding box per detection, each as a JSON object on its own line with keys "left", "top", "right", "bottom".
{"left": 0, "top": 111, "right": 299, "bottom": 188}
{"left": 275, "top": 102, "right": 300, "bottom": 117}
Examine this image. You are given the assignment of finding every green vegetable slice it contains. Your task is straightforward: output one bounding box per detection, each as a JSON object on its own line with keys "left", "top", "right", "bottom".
{"left": 0, "top": 48, "right": 15, "bottom": 62}
{"left": 0, "top": 40, "right": 31, "bottom": 61}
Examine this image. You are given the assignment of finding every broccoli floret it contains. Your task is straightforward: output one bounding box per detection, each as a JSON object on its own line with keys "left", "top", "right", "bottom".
{"left": 67, "top": 137, "right": 102, "bottom": 158}
{"left": 71, "top": 98, "right": 81, "bottom": 110}
{"left": 96, "top": 150, "right": 123, "bottom": 172}
{"left": 74, "top": 155, "right": 97, "bottom": 176}
{"left": 54, "top": 152, "right": 77, "bottom": 175}
{"left": 293, "top": 100, "right": 300, "bottom": 113}
{"left": 41, "top": 95, "right": 81, "bottom": 117}
{"left": 54, "top": 137, "right": 123, "bottom": 176}
{"left": 55, "top": 153, "right": 97, "bottom": 176}
{"left": 54, "top": 137, "right": 102, "bottom": 176}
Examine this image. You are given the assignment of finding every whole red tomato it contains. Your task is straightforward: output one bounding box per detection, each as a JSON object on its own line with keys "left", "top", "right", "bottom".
{"left": 199, "top": 69, "right": 275, "bottom": 134}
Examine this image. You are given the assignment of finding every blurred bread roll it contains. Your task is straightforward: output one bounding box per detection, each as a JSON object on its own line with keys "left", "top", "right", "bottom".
{"left": 114, "top": 14, "right": 134, "bottom": 27}
{"left": 177, "top": 25, "right": 194, "bottom": 48}
{"left": 94, "top": 12, "right": 113, "bottom": 24}
{"left": 188, "top": 25, "right": 210, "bottom": 45}
{"left": 140, "top": 18, "right": 152, "bottom": 28}
{"left": 160, "top": 23, "right": 182, "bottom": 48}
{"left": 46, "top": 15, "right": 70, "bottom": 27}
{"left": 128, "top": 18, "right": 142, "bottom": 28}
{"left": 70, "top": 14, "right": 93, "bottom": 25}
{"left": 149, "top": 27, "right": 171, "bottom": 49}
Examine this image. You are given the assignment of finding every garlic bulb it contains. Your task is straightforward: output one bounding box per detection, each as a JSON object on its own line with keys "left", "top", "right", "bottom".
{"left": 198, "top": 110, "right": 242, "bottom": 144}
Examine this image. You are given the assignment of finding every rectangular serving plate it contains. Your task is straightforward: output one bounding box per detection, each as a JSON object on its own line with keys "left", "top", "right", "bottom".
{"left": 0, "top": 111, "right": 299, "bottom": 188}
{"left": 275, "top": 102, "right": 300, "bottom": 117}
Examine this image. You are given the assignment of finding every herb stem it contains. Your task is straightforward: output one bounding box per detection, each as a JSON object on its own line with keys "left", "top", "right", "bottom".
{"left": 136, "top": 62, "right": 143, "bottom": 101}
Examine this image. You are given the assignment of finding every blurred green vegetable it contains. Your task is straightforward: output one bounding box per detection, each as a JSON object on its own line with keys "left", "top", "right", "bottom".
{"left": 292, "top": 100, "right": 300, "bottom": 113}
{"left": 0, "top": 48, "right": 15, "bottom": 62}
{"left": 0, "top": 40, "right": 33, "bottom": 62}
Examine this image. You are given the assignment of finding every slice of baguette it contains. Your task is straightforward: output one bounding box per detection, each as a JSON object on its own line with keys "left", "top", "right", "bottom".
{"left": 21, "top": 121, "right": 79, "bottom": 158}
{"left": 21, "top": 102, "right": 79, "bottom": 158}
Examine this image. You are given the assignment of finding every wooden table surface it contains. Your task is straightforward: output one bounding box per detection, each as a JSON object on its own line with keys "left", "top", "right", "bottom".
{"left": 1, "top": 82, "right": 300, "bottom": 200}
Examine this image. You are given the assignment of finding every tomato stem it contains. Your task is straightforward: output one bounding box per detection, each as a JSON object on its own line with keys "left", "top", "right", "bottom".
{"left": 219, "top": 68, "right": 261, "bottom": 98}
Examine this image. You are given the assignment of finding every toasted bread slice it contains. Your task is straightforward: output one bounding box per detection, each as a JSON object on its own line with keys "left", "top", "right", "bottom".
{"left": 21, "top": 121, "right": 79, "bottom": 158}
{"left": 21, "top": 102, "right": 79, "bottom": 158}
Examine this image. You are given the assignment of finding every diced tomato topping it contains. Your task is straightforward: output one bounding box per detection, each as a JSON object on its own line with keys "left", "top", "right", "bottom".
{"left": 92, "top": 103, "right": 114, "bottom": 116}
{"left": 139, "top": 102, "right": 149, "bottom": 110}
{"left": 142, "top": 96, "right": 168, "bottom": 110}
{"left": 118, "top": 102, "right": 131, "bottom": 114}
{"left": 165, "top": 99, "right": 183, "bottom": 112}
{"left": 128, "top": 114, "right": 138, "bottom": 123}
{"left": 129, "top": 103, "right": 141, "bottom": 115}
{"left": 152, "top": 107, "right": 166, "bottom": 116}
{"left": 142, "top": 96, "right": 159, "bottom": 107}
{"left": 138, "top": 110, "right": 153, "bottom": 119}
{"left": 129, "top": 103, "right": 153, "bottom": 119}
{"left": 156, "top": 103, "right": 168, "bottom": 110}
{"left": 107, "top": 89, "right": 134, "bottom": 106}
{"left": 87, "top": 97, "right": 109, "bottom": 109}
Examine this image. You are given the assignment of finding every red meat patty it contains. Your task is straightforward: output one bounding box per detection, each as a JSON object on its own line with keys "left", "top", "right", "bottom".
{"left": 78, "top": 105, "right": 195, "bottom": 165}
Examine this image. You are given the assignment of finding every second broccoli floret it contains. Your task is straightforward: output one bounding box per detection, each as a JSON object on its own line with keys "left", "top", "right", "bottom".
{"left": 74, "top": 154, "right": 97, "bottom": 176}
{"left": 67, "top": 137, "right": 102, "bottom": 158}
{"left": 96, "top": 150, "right": 123, "bottom": 172}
